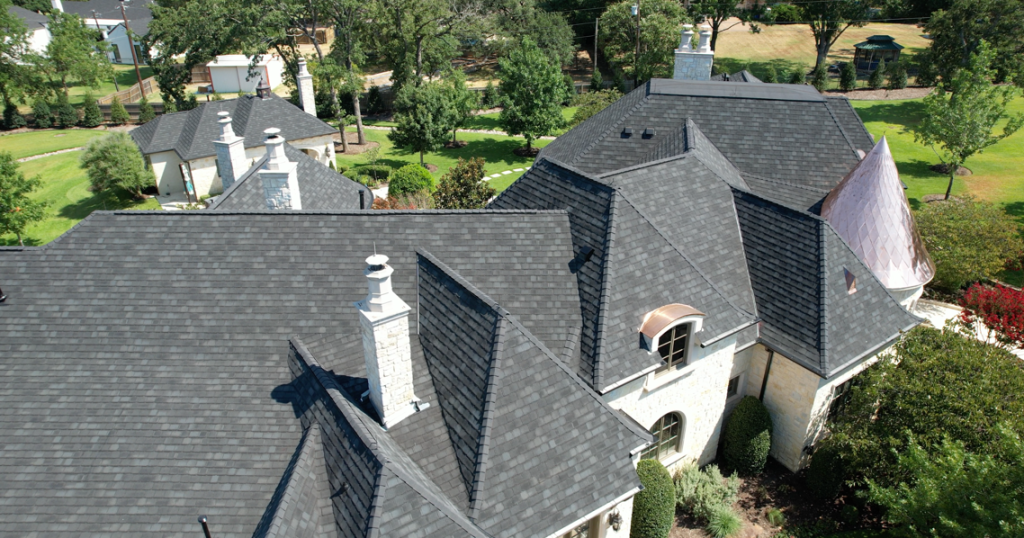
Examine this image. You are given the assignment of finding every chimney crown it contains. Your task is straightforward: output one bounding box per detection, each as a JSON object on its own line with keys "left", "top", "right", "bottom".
{"left": 679, "top": 24, "right": 694, "bottom": 52}
{"left": 263, "top": 128, "right": 288, "bottom": 170}
{"left": 217, "top": 111, "right": 238, "bottom": 142}
{"left": 697, "top": 24, "right": 713, "bottom": 53}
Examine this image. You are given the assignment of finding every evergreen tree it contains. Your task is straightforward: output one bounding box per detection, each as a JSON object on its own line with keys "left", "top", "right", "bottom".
{"left": 137, "top": 97, "right": 155, "bottom": 124}
{"left": 441, "top": 68, "right": 479, "bottom": 143}
{"left": 762, "top": 64, "right": 777, "bottom": 84}
{"left": 387, "top": 81, "right": 452, "bottom": 166}
{"left": 498, "top": 37, "right": 569, "bottom": 152}
{"left": 109, "top": 96, "right": 130, "bottom": 125}
{"left": 3, "top": 103, "right": 26, "bottom": 130}
{"left": 589, "top": 68, "right": 603, "bottom": 91}
{"left": 839, "top": 61, "right": 857, "bottom": 91}
{"left": 0, "top": 151, "right": 47, "bottom": 246}
{"left": 55, "top": 92, "right": 77, "bottom": 128}
{"left": 811, "top": 64, "right": 829, "bottom": 91}
{"left": 432, "top": 157, "right": 495, "bottom": 209}
{"left": 181, "top": 94, "right": 199, "bottom": 111}
{"left": 788, "top": 69, "right": 805, "bottom": 84}
{"left": 162, "top": 99, "right": 177, "bottom": 114}
{"left": 81, "top": 92, "right": 102, "bottom": 127}
{"left": 31, "top": 99, "right": 51, "bottom": 128}
{"left": 887, "top": 62, "right": 908, "bottom": 90}
{"left": 868, "top": 58, "right": 886, "bottom": 89}
{"left": 562, "top": 73, "right": 576, "bottom": 105}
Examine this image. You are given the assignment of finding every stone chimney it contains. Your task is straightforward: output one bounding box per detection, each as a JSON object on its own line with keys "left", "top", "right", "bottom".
{"left": 258, "top": 128, "right": 301, "bottom": 210}
{"left": 673, "top": 24, "right": 714, "bottom": 81}
{"left": 213, "top": 111, "right": 248, "bottom": 191}
{"left": 355, "top": 254, "right": 421, "bottom": 429}
{"left": 50, "top": 0, "right": 63, "bottom": 12}
{"left": 296, "top": 57, "right": 316, "bottom": 116}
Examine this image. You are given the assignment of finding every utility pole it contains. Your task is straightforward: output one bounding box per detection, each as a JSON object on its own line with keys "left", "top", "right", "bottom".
{"left": 93, "top": 11, "right": 118, "bottom": 91}
{"left": 632, "top": 1, "right": 641, "bottom": 88}
{"left": 593, "top": 17, "right": 599, "bottom": 74}
{"left": 119, "top": 0, "right": 145, "bottom": 98}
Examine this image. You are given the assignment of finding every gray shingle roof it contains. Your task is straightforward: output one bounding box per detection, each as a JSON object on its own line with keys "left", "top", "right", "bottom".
{"left": 60, "top": 0, "right": 154, "bottom": 22}
{"left": 209, "top": 143, "right": 372, "bottom": 211}
{"left": 130, "top": 95, "right": 337, "bottom": 162}
{"left": 8, "top": 5, "right": 48, "bottom": 27}
{"left": 825, "top": 97, "right": 875, "bottom": 154}
{"left": 0, "top": 209, "right": 617, "bottom": 537}
{"left": 733, "top": 190, "right": 920, "bottom": 376}
{"left": 709, "top": 70, "right": 763, "bottom": 83}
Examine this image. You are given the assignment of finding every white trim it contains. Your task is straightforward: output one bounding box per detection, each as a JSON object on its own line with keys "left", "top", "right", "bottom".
{"left": 545, "top": 487, "right": 641, "bottom": 538}
{"left": 640, "top": 315, "right": 704, "bottom": 354}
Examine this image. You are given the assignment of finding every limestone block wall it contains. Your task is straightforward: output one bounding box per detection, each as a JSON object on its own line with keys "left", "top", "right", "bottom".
{"left": 186, "top": 156, "right": 219, "bottom": 198}
{"left": 601, "top": 497, "right": 634, "bottom": 538}
{"left": 673, "top": 51, "right": 714, "bottom": 81}
{"left": 604, "top": 336, "right": 737, "bottom": 473}
{"left": 359, "top": 311, "right": 416, "bottom": 424}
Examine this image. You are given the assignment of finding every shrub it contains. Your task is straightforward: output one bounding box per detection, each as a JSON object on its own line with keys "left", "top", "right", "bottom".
{"left": 569, "top": 89, "right": 622, "bottom": 127}
{"left": 137, "top": 97, "right": 155, "bottom": 124}
{"left": 3, "top": 103, "right": 26, "bottom": 130}
{"left": 210, "top": 92, "right": 224, "bottom": 101}
{"left": 706, "top": 505, "right": 743, "bottom": 538}
{"left": 631, "top": 459, "right": 675, "bottom": 538}
{"left": 366, "top": 85, "right": 385, "bottom": 114}
{"left": 56, "top": 94, "right": 77, "bottom": 128}
{"left": 788, "top": 69, "right": 805, "bottom": 84}
{"left": 960, "top": 283, "right": 1024, "bottom": 347}
{"left": 481, "top": 81, "right": 499, "bottom": 109}
{"left": 721, "top": 396, "right": 773, "bottom": 475}
{"left": 563, "top": 74, "right": 576, "bottom": 105}
{"left": 371, "top": 191, "right": 433, "bottom": 210}
{"left": 913, "top": 52, "right": 938, "bottom": 87}
{"left": 163, "top": 99, "right": 178, "bottom": 114}
{"left": 811, "top": 64, "right": 829, "bottom": 91}
{"left": 762, "top": 64, "right": 777, "bottom": 84}
{"left": 590, "top": 68, "right": 604, "bottom": 91}
{"left": 348, "top": 164, "right": 392, "bottom": 183}
{"left": 868, "top": 58, "right": 886, "bottom": 90}
{"left": 180, "top": 94, "right": 199, "bottom": 111}
{"left": 766, "top": 508, "right": 785, "bottom": 527}
{"left": 838, "top": 504, "right": 858, "bottom": 525}
{"left": 915, "top": 195, "right": 1023, "bottom": 291}
{"left": 387, "top": 163, "right": 433, "bottom": 197}
{"left": 433, "top": 157, "right": 495, "bottom": 210}
{"left": 674, "top": 464, "right": 740, "bottom": 522}
{"left": 612, "top": 68, "right": 626, "bottom": 92}
{"left": 887, "top": 62, "right": 908, "bottom": 90}
{"left": 806, "top": 442, "right": 845, "bottom": 500}
{"left": 109, "top": 96, "right": 130, "bottom": 125}
{"left": 81, "top": 92, "right": 103, "bottom": 127}
{"left": 32, "top": 99, "right": 52, "bottom": 129}
{"left": 839, "top": 62, "right": 857, "bottom": 91}
{"left": 79, "top": 132, "right": 154, "bottom": 198}
{"left": 771, "top": 3, "right": 804, "bottom": 23}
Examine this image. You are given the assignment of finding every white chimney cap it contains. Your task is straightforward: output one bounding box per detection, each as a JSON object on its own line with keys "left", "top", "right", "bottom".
{"left": 264, "top": 127, "right": 282, "bottom": 138}
{"left": 366, "top": 254, "right": 389, "bottom": 268}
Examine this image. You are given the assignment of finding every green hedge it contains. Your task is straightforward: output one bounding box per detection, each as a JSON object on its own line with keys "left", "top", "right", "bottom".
{"left": 806, "top": 442, "right": 846, "bottom": 500}
{"left": 348, "top": 164, "right": 392, "bottom": 182}
{"left": 631, "top": 459, "right": 675, "bottom": 538}
{"left": 388, "top": 163, "right": 433, "bottom": 196}
{"left": 721, "top": 396, "right": 773, "bottom": 475}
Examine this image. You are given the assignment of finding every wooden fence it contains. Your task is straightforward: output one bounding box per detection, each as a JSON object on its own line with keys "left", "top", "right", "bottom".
{"left": 190, "top": 65, "right": 212, "bottom": 84}
{"left": 97, "top": 102, "right": 166, "bottom": 121}
{"left": 97, "top": 77, "right": 159, "bottom": 105}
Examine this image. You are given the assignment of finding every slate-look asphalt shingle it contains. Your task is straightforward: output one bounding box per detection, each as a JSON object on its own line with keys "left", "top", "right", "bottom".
{"left": 209, "top": 143, "right": 372, "bottom": 211}
{"left": 131, "top": 94, "right": 337, "bottom": 161}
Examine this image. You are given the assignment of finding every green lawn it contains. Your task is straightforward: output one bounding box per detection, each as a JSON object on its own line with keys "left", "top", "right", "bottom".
{"left": 65, "top": 64, "right": 158, "bottom": 106}
{"left": 1, "top": 152, "right": 161, "bottom": 246}
{"left": 338, "top": 128, "right": 551, "bottom": 192}
{"left": 0, "top": 129, "right": 109, "bottom": 160}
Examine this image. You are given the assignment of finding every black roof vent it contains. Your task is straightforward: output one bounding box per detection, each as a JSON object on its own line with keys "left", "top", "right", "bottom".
{"left": 621, "top": 127, "right": 632, "bottom": 138}
{"left": 642, "top": 127, "right": 656, "bottom": 139}
{"left": 580, "top": 246, "right": 594, "bottom": 263}
{"left": 0, "top": 286, "right": 6, "bottom": 303}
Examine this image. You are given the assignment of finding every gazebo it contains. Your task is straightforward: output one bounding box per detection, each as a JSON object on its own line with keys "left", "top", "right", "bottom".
{"left": 853, "top": 35, "right": 904, "bottom": 71}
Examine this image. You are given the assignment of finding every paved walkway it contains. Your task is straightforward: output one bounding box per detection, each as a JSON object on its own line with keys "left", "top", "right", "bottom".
{"left": 912, "top": 299, "right": 1024, "bottom": 359}
{"left": 16, "top": 147, "right": 85, "bottom": 162}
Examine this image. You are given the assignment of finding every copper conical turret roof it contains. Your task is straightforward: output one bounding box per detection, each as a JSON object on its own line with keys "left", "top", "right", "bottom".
{"left": 821, "top": 137, "right": 934, "bottom": 289}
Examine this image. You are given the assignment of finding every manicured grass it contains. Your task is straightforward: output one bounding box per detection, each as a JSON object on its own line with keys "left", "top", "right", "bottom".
{"left": 65, "top": 64, "right": 159, "bottom": 106}
{"left": 0, "top": 129, "right": 109, "bottom": 160}
{"left": 851, "top": 97, "right": 1024, "bottom": 212}
{"left": 337, "top": 128, "right": 549, "bottom": 192}
{"left": 0, "top": 152, "right": 161, "bottom": 246}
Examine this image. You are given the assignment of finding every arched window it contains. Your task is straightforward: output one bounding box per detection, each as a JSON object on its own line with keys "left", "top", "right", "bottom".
{"left": 640, "top": 413, "right": 683, "bottom": 461}
{"left": 658, "top": 323, "right": 690, "bottom": 368}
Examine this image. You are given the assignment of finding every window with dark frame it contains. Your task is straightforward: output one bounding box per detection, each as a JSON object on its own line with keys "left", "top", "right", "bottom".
{"left": 561, "top": 520, "right": 591, "bottom": 538}
{"left": 657, "top": 323, "right": 690, "bottom": 370}
{"left": 727, "top": 376, "right": 740, "bottom": 399}
{"left": 640, "top": 413, "right": 683, "bottom": 461}
{"left": 828, "top": 378, "right": 857, "bottom": 421}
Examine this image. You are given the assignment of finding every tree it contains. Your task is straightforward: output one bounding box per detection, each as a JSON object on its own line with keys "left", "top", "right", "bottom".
{"left": 762, "top": 64, "right": 777, "bottom": 83}
{"left": 868, "top": 58, "right": 886, "bottom": 90}
{"left": 590, "top": 68, "right": 604, "bottom": 91}
{"left": 600, "top": 0, "right": 686, "bottom": 83}
{"left": 839, "top": 61, "right": 856, "bottom": 90}
{"left": 433, "top": 157, "right": 495, "bottom": 209}
{"left": 137, "top": 97, "right": 155, "bottom": 124}
{"left": 0, "top": 151, "right": 46, "bottom": 246}
{"left": 867, "top": 425, "right": 1024, "bottom": 537}
{"left": 387, "top": 80, "right": 452, "bottom": 166}
{"left": 441, "top": 67, "right": 479, "bottom": 143}
{"left": 811, "top": 64, "right": 829, "bottom": 91}
{"left": 804, "top": 0, "right": 871, "bottom": 70}
{"left": 489, "top": 0, "right": 576, "bottom": 67}
{"left": 498, "top": 37, "right": 569, "bottom": 152}
{"left": 887, "top": 62, "right": 908, "bottom": 90}
{"left": 3, "top": 102, "right": 26, "bottom": 130}
{"left": 388, "top": 163, "right": 434, "bottom": 197}
{"left": 0, "top": 0, "right": 34, "bottom": 107}
{"left": 108, "top": 96, "right": 130, "bottom": 125}
{"left": 688, "top": 0, "right": 772, "bottom": 52}
{"left": 916, "top": 42, "right": 1024, "bottom": 200}
{"left": 79, "top": 132, "right": 154, "bottom": 198}
{"left": 568, "top": 89, "right": 622, "bottom": 127}
{"left": 31, "top": 99, "right": 51, "bottom": 128}
{"left": 44, "top": 11, "right": 113, "bottom": 96}
{"left": 924, "top": 0, "right": 1024, "bottom": 84}
{"left": 630, "top": 459, "right": 675, "bottom": 538}
{"left": 959, "top": 283, "right": 1024, "bottom": 348}
{"left": 55, "top": 92, "right": 77, "bottom": 128}
{"left": 914, "top": 196, "right": 1023, "bottom": 291}
{"left": 81, "top": 92, "right": 102, "bottom": 127}
{"left": 825, "top": 326, "right": 1024, "bottom": 488}
{"left": 721, "top": 396, "right": 773, "bottom": 475}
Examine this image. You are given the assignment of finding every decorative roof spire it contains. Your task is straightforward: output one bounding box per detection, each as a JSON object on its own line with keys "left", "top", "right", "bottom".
{"left": 821, "top": 137, "right": 935, "bottom": 290}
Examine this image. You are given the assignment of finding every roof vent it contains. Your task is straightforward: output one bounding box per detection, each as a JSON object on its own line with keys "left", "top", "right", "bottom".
{"left": 580, "top": 246, "right": 594, "bottom": 264}
{"left": 844, "top": 268, "right": 857, "bottom": 294}
{"left": 621, "top": 127, "right": 632, "bottom": 138}
{"left": 256, "top": 80, "right": 272, "bottom": 99}
{"left": 0, "top": 285, "right": 6, "bottom": 303}
{"left": 643, "top": 127, "right": 656, "bottom": 139}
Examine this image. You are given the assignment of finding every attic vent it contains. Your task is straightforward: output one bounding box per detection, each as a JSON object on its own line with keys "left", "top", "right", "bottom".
{"left": 580, "top": 246, "right": 594, "bottom": 264}
{"left": 643, "top": 128, "right": 656, "bottom": 139}
{"left": 844, "top": 268, "right": 857, "bottom": 295}
{"left": 621, "top": 127, "right": 633, "bottom": 138}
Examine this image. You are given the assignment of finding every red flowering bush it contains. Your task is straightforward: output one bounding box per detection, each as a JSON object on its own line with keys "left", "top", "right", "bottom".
{"left": 959, "top": 283, "right": 1024, "bottom": 347}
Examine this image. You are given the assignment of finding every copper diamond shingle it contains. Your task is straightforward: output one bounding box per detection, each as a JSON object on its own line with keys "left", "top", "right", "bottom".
{"left": 821, "top": 137, "right": 935, "bottom": 289}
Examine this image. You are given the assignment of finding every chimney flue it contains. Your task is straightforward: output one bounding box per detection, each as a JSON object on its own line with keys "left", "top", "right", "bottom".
{"left": 213, "top": 111, "right": 248, "bottom": 191}
{"left": 258, "top": 128, "right": 301, "bottom": 210}
{"left": 673, "top": 23, "right": 714, "bottom": 81}
{"left": 355, "top": 254, "right": 421, "bottom": 429}
{"left": 296, "top": 57, "right": 316, "bottom": 116}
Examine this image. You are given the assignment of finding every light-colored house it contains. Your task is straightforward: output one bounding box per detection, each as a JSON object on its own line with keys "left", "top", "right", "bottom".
{"left": 206, "top": 54, "right": 285, "bottom": 94}
{"left": 53, "top": 0, "right": 153, "bottom": 64}
{"left": 7, "top": 5, "right": 51, "bottom": 54}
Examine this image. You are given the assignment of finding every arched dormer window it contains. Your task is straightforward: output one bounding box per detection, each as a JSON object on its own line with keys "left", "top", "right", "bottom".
{"left": 640, "top": 413, "right": 684, "bottom": 461}
{"left": 640, "top": 304, "right": 705, "bottom": 371}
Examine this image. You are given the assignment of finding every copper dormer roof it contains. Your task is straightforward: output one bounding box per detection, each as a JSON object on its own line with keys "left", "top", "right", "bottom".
{"left": 821, "top": 137, "right": 935, "bottom": 289}
{"left": 640, "top": 303, "right": 705, "bottom": 338}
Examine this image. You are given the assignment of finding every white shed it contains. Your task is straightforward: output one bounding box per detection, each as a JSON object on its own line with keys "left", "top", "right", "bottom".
{"left": 207, "top": 55, "right": 284, "bottom": 94}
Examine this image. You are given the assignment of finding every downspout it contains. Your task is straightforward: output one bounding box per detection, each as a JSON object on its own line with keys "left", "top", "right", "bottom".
{"left": 759, "top": 349, "right": 774, "bottom": 401}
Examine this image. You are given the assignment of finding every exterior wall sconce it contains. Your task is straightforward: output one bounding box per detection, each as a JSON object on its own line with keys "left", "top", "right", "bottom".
{"left": 609, "top": 510, "right": 623, "bottom": 531}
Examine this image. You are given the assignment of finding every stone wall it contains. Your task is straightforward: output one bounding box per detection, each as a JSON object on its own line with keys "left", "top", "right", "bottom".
{"left": 673, "top": 51, "right": 714, "bottom": 81}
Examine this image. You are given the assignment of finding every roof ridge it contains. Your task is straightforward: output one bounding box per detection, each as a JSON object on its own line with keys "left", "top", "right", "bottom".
{"left": 468, "top": 315, "right": 506, "bottom": 520}
{"left": 208, "top": 153, "right": 268, "bottom": 209}
{"left": 817, "top": 220, "right": 829, "bottom": 372}
{"left": 822, "top": 99, "right": 863, "bottom": 159}
{"left": 591, "top": 191, "right": 619, "bottom": 390}
{"left": 826, "top": 96, "right": 876, "bottom": 151}
{"left": 570, "top": 91, "right": 651, "bottom": 167}
{"left": 384, "top": 462, "right": 493, "bottom": 537}
{"left": 364, "top": 465, "right": 391, "bottom": 538}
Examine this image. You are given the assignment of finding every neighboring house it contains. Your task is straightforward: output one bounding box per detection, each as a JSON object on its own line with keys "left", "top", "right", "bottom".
{"left": 205, "top": 54, "right": 285, "bottom": 94}
{"left": 130, "top": 83, "right": 336, "bottom": 198}
{"left": 0, "top": 27, "right": 934, "bottom": 538}
{"left": 7, "top": 5, "right": 50, "bottom": 54}
{"left": 52, "top": 0, "right": 154, "bottom": 64}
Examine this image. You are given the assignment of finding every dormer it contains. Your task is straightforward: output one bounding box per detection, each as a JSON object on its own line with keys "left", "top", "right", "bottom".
{"left": 639, "top": 303, "right": 705, "bottom": 372}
